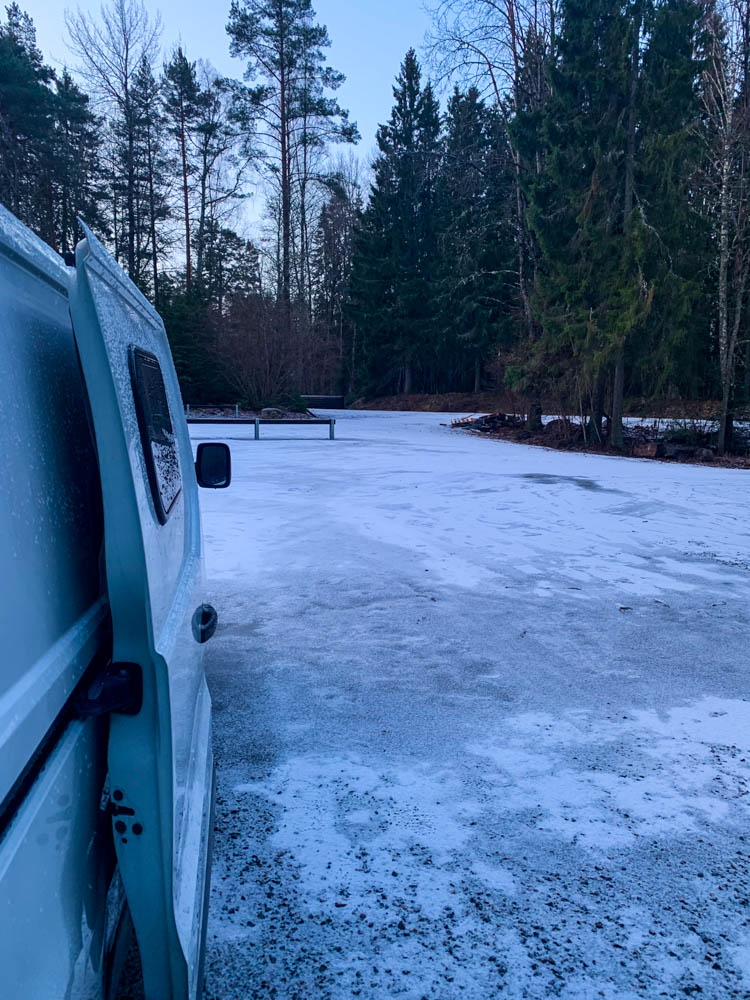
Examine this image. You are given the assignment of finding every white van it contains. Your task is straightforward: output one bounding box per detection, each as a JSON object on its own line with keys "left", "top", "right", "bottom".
{"left": 0, "top": 205, "right": 230, "bottom": 999}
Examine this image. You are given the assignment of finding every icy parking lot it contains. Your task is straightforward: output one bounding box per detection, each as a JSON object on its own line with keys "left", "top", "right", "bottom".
{"left": 194, "top": 410, "right": 750, "bottom": 999}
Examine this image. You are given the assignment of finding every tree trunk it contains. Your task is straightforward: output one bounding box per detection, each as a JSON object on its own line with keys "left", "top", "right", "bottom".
{"left": 611, "top": 346, "right": 626, "bottom": 449}
{"left": 350, "top": 324, "right": 357, "bottom": 395}
{"left": 473, "top": 356, "right": 482, "bottom": 394}
{"left": 196, "top": 160, "right": 208, "bottom": 287}
{"left": 718, "top": 381, "right": 732, "bottom": 454}
{"left": 279, "top": 21, "right": 291, "bottom": 309}
{"left": 512, "top": 149, "right": 534, "bottom": 341}
{"left": 588, "top": 368, "right": 606, "bottom": 442}
{"left": 179, "top": 98, "right": 192, "bottom": 291}
{"left": 612, "top": 1, "right": 642, "bottom": 451}
{"left": 126, "top": 93, "right": 136, "bottom": 279}
{"left": 404, "top": 361, "right": 413, "bottom": 395}
{"left": 720, "top": 257, "right": 749, "bottom": 453}
{"left": 526, "top": 399, "right": 543, "bottom": 432}
{"left": 717, "top": 132, "right": 732, "bottom": 454}
{"left": 112, "top": 168, "right": 120, "bottom": 264}
{"left": 146, "top": 121, "right": 159, "bottom": 306}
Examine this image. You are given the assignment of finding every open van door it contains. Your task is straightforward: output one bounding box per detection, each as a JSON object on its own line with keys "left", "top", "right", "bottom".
{"left": 69, "top": 223, "right": 214, "bottom": 999}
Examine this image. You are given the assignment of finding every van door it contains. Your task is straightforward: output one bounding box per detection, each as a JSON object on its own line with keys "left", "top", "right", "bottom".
{"left": 69, "top": 223, "right": 214, "bottom": 1000}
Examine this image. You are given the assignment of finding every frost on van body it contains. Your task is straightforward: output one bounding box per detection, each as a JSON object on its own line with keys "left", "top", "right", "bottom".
{"left": 196, "top": 411, "right": 750, "bottom": 1000}
{"left": 0, "top": 203, "right": 68, "bottom": 278}
{"left": 151, "top": 437, "right": 181, "bottom": 514}
{"left": 73, "top": 224, "right": 210, "bottom": 957}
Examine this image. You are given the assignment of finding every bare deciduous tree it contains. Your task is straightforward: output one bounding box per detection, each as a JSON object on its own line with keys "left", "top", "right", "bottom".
{"left": 66, "top": 0, "right": 161, "bottom": 278}
{"left": 699, "top": 0, "right": 750, "bottom": 453}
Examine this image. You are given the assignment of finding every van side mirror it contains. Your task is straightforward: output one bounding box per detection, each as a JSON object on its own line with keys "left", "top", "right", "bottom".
{"left": 195, "top": 442, "right": 231, "bottom": 489}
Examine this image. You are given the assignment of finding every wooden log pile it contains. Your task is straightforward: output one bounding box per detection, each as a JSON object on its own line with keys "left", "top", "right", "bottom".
{"left": 451, "top": 412, "right": 724, "bottom": 462}
{"left": 450, "top": 412, "right": 525, "bottom": 431}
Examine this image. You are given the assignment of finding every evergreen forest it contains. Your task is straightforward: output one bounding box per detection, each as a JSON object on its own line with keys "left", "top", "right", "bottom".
{"left": 2, "top": 0, "right": 750, "bottom": 452}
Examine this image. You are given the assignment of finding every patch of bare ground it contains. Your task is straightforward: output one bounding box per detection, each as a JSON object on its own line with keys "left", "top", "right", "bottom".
{"left": 353, "top": 391, "right": 750, "bottom": 422}
{"left": 350, "top": 391, "right": 527, "bottom": 413}
{"left": 453, "top": 414, "right": 750, "bottom": 469}
{"left": 348, "top": 393, "right": 750, "bottom": 467}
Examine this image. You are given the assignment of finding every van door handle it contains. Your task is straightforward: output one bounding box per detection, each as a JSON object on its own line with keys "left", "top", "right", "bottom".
{"left": 192, "top": 604, "right": 218, "bottom": 643}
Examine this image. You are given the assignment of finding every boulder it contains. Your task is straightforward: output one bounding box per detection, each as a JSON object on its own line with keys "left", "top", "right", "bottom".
{"left": 261, "top": 407, "right": 285, "bottom": 418}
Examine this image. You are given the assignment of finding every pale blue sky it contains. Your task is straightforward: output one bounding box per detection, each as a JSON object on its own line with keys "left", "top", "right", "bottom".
{"left": 23, "top": 0, "right": 433, "bottom": 158}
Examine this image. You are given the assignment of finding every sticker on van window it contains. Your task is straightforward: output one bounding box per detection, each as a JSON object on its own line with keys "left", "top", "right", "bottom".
{"left": 129, "top": 347, "right": 181, "bottom": 523}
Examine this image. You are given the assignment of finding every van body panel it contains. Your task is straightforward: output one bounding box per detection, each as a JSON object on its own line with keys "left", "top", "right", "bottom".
{"left": 70, "top": 223, "right": 212, "bottom": 1000}
{"left": 0, "top": 208, "right": 107, "bottom": 810}
{"left": 0, "top": 716, "right": 112, "bottom": 999}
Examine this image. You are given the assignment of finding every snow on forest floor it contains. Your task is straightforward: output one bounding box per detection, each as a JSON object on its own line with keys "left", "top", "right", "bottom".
{"left": 194, "top": 410, "right": 750, "bottom": 1000}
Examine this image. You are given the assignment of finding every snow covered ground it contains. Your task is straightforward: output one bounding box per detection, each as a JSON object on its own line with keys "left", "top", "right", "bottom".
{"left": 194, "top": 410, "right": 750, "bottom": 1000}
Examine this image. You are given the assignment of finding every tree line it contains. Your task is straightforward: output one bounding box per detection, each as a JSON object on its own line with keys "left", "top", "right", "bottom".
{"left": 2, "top": 0, "right": 750, "bottom": 451}
{"left": 349, "top": 0, "right": 750, "bottom": 453}
{"left": 0, "top": 0, "right": 359, "bottom": 406}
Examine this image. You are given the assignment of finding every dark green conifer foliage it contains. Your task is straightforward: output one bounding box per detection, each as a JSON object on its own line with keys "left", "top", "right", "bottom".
{"left": 313, "top": 182, "right": 360, "bottom": 391}
{"left": 523, "top": 0, "right": 707, "bottom": 438}
{"left": 0, "top": 1, "right": 743, "bottom": 424}
{"left": 53, "top": 70, "right": 106, "bottom": 257}
{"left": 634, "top": 0, "right": 710, "bottom": 401}
{"left": 437, "top": 87, "right": 516, "bottom": 392}
{"left": 0, "top": 5, "right": 57, "bottom": 243}
{"left": 0, "top": 6, "right": 104, "bottom": 253}
{"left": 349, "top": 50, "right": 441, "bottom": 395}
{"left": 201, "top": 223, "right": 261, "bottom": 312}
{"left": 523, "top": 1, "right": 650, "bottom": 439}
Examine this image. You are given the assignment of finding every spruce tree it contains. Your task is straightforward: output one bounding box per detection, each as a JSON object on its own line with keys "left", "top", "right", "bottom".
{"left": 349, "top": 50, "right": 441, "bottom": 395}
{"left": 437, "top": 87, "right": 515, "bottom": 392}
{"left": 0, "top": 5, "right": 56, "bottom": 240}
{"left": 524, "top": 0, "right": 655, "bottom": 442}
{"left": 312, "top": 173, "right": 361, "bottom": 391}
{"left": 633, "top": 0, "right": 708, "bottom": 403}
{"left": 53, "top": 69, "right": 106, "bottom": 256}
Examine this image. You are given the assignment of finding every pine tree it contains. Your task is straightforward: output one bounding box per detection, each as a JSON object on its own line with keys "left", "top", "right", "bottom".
{"left": 192, "top": 70, "right": 248, "bottom": 291}
{"left": 131, "top": 56, "right": 170, "bottom": 300}
{"left": 226, "top": 0, "right": 357, "bottom": 307}
{"left": 163, "top": 47, "right": 201, "bottom": 290}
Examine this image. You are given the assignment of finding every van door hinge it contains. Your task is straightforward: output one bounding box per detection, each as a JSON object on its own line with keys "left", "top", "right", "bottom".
{"left": 74, "top": 662, "right": 143, "bottom": 717}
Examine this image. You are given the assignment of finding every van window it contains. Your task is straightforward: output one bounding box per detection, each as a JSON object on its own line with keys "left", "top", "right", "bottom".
{"left": 130, "top": 347, "right": 181, "bottom": 523}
